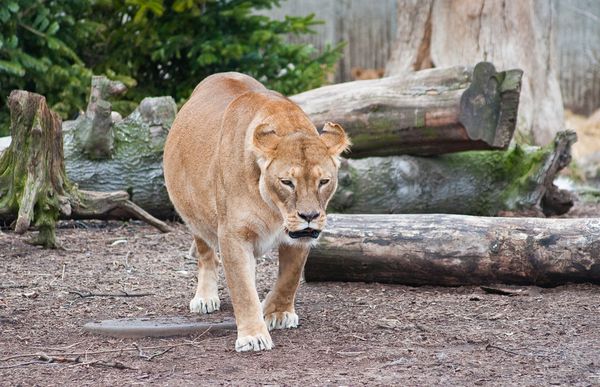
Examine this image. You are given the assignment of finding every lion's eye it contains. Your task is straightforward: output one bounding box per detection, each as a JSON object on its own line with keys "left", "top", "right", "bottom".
{"left": 319, "top": 179, "right": 330, "bottom": 186}
{"left": 280, "top": 179, "right": 294, "bottom": 188}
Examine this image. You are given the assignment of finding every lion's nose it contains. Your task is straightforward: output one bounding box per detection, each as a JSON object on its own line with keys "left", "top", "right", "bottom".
{"left": 298, "top": 211, "right": 320, "bottom": 223}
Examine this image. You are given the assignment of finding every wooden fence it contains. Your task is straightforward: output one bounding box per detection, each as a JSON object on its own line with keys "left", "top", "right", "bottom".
{"left": 262, "top": 0, "right": 397, "bottom": 83}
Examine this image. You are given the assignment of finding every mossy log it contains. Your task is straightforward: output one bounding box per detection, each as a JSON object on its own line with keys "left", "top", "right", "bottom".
{"left": 62, "top": 76, "right": 177, "bottom": 218}
{"left": 305, "top": 214, "right": 600, "bottom": 286}
{"left": 0, "top": 91, "right": 170, "bottom": 247}
{"left": 291, "top": 62, "right": 523, "bottom": 157}
{"left": 330, "top": 131, "right": 576, "bottom": 216}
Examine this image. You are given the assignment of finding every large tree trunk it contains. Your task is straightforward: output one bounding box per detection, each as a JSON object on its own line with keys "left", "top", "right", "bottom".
{"left": 331, "top": 131, "right": 576, "bottom": 217}
{"left": 291, "top": 62, "right": 522, "bottom": 157}
{"left": 387, "top": 0, "right": 564, "bottom": 146}
{"left": 305, "top": 214, "right": 600, "bottom": 287}
{"left": 0, "top": 91, "right": 169, "bottom": 247}
{"left": 62, "top": 125, "right": 576, "bottom": 218}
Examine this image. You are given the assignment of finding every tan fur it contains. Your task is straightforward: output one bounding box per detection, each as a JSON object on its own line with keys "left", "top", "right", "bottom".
{"left": 163, "top": 72, "right": 350, "bottom": 352}
{"left": 350, "top": 67, "right": 385, "bottom": 80}
{"left": 565, "top": 109, "right": 600, "bottom": 161}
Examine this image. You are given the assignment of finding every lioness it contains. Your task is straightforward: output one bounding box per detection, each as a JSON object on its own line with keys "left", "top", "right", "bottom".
{"left": 163, "top": 73, "right": 350, "bottom": 352}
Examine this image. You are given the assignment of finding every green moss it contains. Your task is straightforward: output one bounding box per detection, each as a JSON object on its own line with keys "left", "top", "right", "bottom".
{"left": 32, "top": 189, "right": 60, "bottom": 248}
{"left": 499, "top": 146, "right": 546, "bottom": 209}
{"left": 329, "top": 163, "right": 359, "bottom": 213}
{"left": 578, "top": 188, "right": 600, "bottom": 204}
{"left": 113, "top": 120, "right": 162, "bottom": 156}
{"left": 422, "top": 127, "right": 437, "bottom": 140}
{"left": 414, "top": 111, "right": 425, "bottom": 128}
{"left": 439, "top": 142, "right": 551, "bottom": 214}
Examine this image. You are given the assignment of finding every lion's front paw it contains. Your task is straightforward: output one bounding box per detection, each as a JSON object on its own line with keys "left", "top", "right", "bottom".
{"left": 189, "top": 296, "right": 220, "bottom": 314}
{"left": 235, "top": 333, "right": 273, "bottom": 352}
{"left": 264, "top": 311, "right": 299, "bottom": 330}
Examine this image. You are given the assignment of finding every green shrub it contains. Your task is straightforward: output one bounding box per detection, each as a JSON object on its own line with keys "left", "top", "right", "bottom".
{"left": 0, "top": 0, "right": 342, "bottom": 136}
{"left": 0, "top": 1, "right": 97, "bottom": 135}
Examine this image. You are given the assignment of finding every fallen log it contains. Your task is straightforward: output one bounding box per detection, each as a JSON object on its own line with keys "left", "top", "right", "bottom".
{"left": 330, "top": 131, "right": 576, "bottom": 216}
{"left": 305, "top": 214, "right": 600, "bottom": 287}
{"left": 291, "top": 62, "right": 523, "bottom": 157}
{"left": 62, "top": 79, "right": 178, "bottom": 219}
{"left": 0, "top": 90, "right": 170, "bottom": 247}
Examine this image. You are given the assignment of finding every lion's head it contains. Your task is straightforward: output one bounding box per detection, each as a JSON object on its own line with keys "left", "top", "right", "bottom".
{"left": 252, "top": 121, "right": 350, "bottom": 243}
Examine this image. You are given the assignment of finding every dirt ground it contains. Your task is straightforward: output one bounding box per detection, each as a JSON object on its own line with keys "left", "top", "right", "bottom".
{"left": 1, "top": 202, "right": 599, "bottom": 386}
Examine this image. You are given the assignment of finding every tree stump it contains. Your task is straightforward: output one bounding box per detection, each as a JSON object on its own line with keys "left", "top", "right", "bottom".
{"left": 0, "top": 91, "right": 170, "bottom": 248}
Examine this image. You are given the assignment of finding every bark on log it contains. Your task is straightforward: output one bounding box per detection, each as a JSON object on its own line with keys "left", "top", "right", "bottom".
{"left": 63, "top": 93, "right": 177, "bottom": 219}
{"left": 75, "top": 76, "right": 127, "bottom": 160}
{"left": 291, "top": 62, "right": 523, "bottom": 157}
{"left": 330, "top": 131, "right": 576, "bottom": 216}
{"left": 305, "top": 214, "right": 600, "bottom": 287}
{"left": 0, "top": 91, "right": 170, "bottom": 247}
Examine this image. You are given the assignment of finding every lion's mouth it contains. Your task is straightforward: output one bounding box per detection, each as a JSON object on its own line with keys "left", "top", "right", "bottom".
{"left": 287, "top": 228, "right": 321, "bottom": 239}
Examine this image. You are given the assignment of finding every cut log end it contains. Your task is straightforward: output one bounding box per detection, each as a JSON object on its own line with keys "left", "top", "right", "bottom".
{"left": 459, "top": 62, "right": 522, "bottom": 148}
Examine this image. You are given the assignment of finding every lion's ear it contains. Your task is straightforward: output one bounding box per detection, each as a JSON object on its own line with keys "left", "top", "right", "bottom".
{"left": 252, "top": 123, "right": 281, "bottom": 157}
{"left": 321, "top": 122, "right": 351, "bottom": 156}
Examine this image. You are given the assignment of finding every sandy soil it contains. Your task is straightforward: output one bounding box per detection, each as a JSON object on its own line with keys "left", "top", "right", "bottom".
{"left": 1, "top": 207, "right": 599, "bottom": 386}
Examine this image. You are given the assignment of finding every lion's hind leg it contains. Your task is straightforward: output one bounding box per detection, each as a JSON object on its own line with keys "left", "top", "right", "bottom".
{"left": 189, "top": 236, "right": 221, "bottom": 314}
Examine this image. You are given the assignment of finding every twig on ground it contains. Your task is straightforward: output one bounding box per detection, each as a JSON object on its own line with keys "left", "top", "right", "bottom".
{"left": 0, "top": 361, "right": 45, "bottom": 369}
{"left": 0, "top": 284, "right": 28, "bottom": 289}
{"left": 31, "top": 341, "right": 85, "bottom": 352}
{"left": 133, "top": 343, "right": 174, "bottom": 361}
{"left": 36, "top": 354, "right": 136, "bottom": 369}
{"left": 68, "top": 290, "right": 154, "bottom": 298}
{"left": 485, "top": 343, "right": 554, "bottom": 358}
{"left": 345, "top": 334, "right": 368, "bottom": 341}
{"left": 480, "top": 286, "right": 528, "bottom": 296}
{"left": 0, "top": 327, "right": 212, "bottom": 362}
{"left": 485, "top": 343, "right": 525, "bottom": 356}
